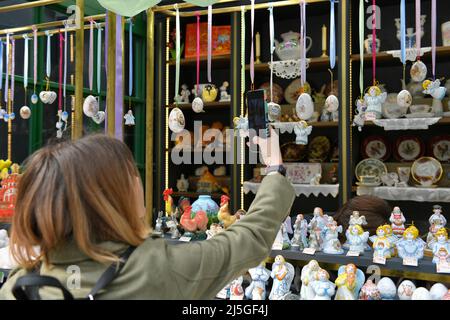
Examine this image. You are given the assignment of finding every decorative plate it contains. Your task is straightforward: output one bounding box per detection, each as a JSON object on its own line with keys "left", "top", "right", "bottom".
{"left": 355, "top": 158, "right": 387, "bottom": 182}
{"left": 411, "top": 157, "right": 443, "bottom": 185}
{"left": 307, "top": 136, "right": 331, "bottom": 162}
{"left": 429, "top": 135, "right": 450, "bottom": 162}
{"left": 394, "top": 136, "right": 424, "bottom": 162}
{"left": 281, "top": 142, "right": 307, "bottom": 162}
{"left": 259, "top": 82, "right": 284, "bottom": 104}
{"left": 284, "top": 79, "right": 312, "bottom": 105}
{"left": 168, "top": 107, "right": 185, "bottom": 133}
{"left": 361, "top": 135, "right": 391, "bottom": 161}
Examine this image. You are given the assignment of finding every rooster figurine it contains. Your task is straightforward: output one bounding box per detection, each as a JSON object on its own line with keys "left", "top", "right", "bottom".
{"left": 218, "top": 195, "right": 240, "bottom": 229}
{"left": 163, "top": 188, "right": 176, "bottom": 217}
{"left": 180, "top": 205, "right": 208, "bottom": 234}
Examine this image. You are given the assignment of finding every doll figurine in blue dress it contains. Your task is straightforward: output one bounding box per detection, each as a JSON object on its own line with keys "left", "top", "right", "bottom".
{"left": 310, "top": 268, "right": 336, "bottom": 300}
{"left": 397, "top": 225, "right": 426, "bottom": 261}
{"left": 269, "top": 255, "right": 295, "bottom": 300}
{"left": 371, "top": 225, "right": 393, "bottom": 260}
{"left": 431, "top": 228, "right": 450, "bottom": 264}
{"left": 245, "top": 262, "right": 271, "bottom": 300}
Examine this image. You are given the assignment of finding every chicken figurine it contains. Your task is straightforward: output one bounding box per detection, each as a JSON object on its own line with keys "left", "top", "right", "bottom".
{"left": 218, "top": 195, "right": 239, "bottom": 229}
{"left": 163, "top": 188, "right": 176, "bottom": 217}
{"left": 180, "top": 205, "right": 208, "bottom": 235}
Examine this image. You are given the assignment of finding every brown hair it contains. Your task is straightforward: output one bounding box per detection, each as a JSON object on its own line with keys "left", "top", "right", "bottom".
{"left": 10, "top": 135, "right": 149, "bottom": 269}
{"left": 334, "top": 195, "right": 392, "bottom": 237}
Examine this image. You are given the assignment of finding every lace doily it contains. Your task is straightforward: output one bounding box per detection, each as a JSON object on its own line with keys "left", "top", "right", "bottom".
{"left": 243, "top": 181, "right": 339, "bottom": 198}
{"left": 269, "top": 59, "right": 310, "bottom": 79}
{"left": 386, "top": 47, "right": 431, "bottom": 62}
{"left": 357, "top": 186, "right": 450, "bottom": 203}
{"left": 372, "top": 117, "right": 441, "bottom": 130}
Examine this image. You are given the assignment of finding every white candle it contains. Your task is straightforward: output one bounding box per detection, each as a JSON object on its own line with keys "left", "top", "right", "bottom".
{"left": 256, "top": 32, "right": 261, "bottom": 58}
{"left": 322, "top": 25, "right": 327, "bottom": 52}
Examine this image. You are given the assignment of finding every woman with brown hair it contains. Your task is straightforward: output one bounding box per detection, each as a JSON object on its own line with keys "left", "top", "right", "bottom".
{"left": 0, "top": 131, "right": 295, "bottom": 299}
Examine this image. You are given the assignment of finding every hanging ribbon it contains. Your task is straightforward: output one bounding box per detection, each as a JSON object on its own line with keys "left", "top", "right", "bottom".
{"left": 400, "top": 0, "right": 406, "bottom": 65}
{"left": 115, "top": 15, "right": 124, "bottom": 140}
{"left": 329, "top": 0, "right": 336, "bottom": 70}
{"left": 11, "top": 39, "right": 15, "bottom": 103}
{"left": 431, "top": 0, "right": 436, "bottom": 80}
{"left": 300, "top": 1, "right": 306, "bottom": 87}
{"left": 89, "top": 19, "right": 94, "bottom": 91}
{"left": 371, "top": 0, "right": 376, "bottom": 85}
{"left": 0, "top": 42, "right": 3, "bottom": 94}
{"left": 63, "top": 25, "right": 68, "bottom": 108}
{"left": 33, "top": 27, "right": 37, "bottom": 93}
{"left": 45, "top": 31, "right": 52, "bottom": 89}
{"left": 104, "top": 13, "right": 109, "bottom": 132}
{"left": 175, "top": 5, "right": 180, "bottom": 103}
{"left": 207, "top": 5, "right": 212, "bottom": 83}
{"left": 23, "top": 35, "right": 30, "bottom": 93}
{"left": 359, "top": 0, "right": 364, "bottom": 97}
{"left": 196, "top": 12, "right": 200, "bottom": 96}
{"left": 58, "top": 32, "right": 63, "bottom": 111}
{"left": 4, "top": 34, "right": 9, "bottom": 103}
{"left": 415, "top": 0, "right": 421, "bottom": 60}
{"left": 269, "top": 5, "right": 274, "bottom": 102}
{"left": 128, "top": 19, "right": 133, "bottom": 99}
{"left": 97, "top": 24, "right": 102, "bottom": 98}
{"left": 250, "top": 0, "right": 255, "bottom": 88}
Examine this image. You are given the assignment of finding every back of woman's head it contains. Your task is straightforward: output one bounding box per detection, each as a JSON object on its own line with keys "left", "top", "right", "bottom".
{"left": 11, "top": 135, "right": 149, "bottom": 269}
{"left": 334, "top": 195, "right": 392, "bottom": 236}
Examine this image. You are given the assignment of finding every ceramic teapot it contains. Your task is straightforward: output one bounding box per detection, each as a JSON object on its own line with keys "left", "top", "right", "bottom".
{"left": 274, "top": 31, "right": 312, "bottom": 61}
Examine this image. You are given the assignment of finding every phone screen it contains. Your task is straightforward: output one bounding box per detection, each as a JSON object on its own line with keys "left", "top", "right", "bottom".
{"left": 246, "top": 89, "right": 269, "bottom": 138}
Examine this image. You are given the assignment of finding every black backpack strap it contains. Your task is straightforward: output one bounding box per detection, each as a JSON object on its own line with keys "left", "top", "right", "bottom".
{"left": 86, "top": 246, "right": 136, "bottom": 300}
{"left": 12, "top": 274, "right": 74, "bottom": 300}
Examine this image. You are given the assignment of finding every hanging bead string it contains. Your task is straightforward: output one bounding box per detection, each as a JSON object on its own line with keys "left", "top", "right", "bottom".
{"left": 359, "top": 0, "right": 364, "bottom": 98}
{"left": 23, "top": 34, "right": 30, "bottom": 105}
{"left": 371, "top": 0, "right": 376, "bottom": 86}
{"left": 431, "top": 0, "right": 436, "bottom": 80}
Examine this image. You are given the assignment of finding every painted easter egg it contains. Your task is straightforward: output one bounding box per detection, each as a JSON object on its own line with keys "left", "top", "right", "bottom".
{"left": 397, "top": 90, "right": 412, "bottom": 108}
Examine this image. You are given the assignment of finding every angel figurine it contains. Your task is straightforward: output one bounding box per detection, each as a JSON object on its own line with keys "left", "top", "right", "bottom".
{"left": 233, "top": 115, "right": 249, "bottom": 138}
{"left": 343, "top": 224, "right": 370, "bottom": 254}
{"left": 245, "top": 262, "right": 271, "bottom": 300}
{"left": 363, "top": 85, "right": 387, "bottom": 119}
{"left": 323, "top": 216, "right": 344, "bottom": 255}
{"left": 282, "top": 216, "right": 293, "bottom": 250}
{"left": 349, "top": 210, "right": 367, "bottom": 226}
{"left": 308, "top": 208, "right": 329, "bottom": 251}
{"left": 372, "top": 225, "right": 393, "bottom": 260}
{"left": 219, "top": 81, "right": 231, "bottom": 102}
{"left": 300, "top": 260, "right": 320, "bottom": 300}
{"left": 291, "top": 214, "right": 309, "bottom": 251}
{"left": 310, "top": 268, "right": 336, "bottom": 300}
{"left": 334, "top": 263, "right": 365, "bottom": 300}
{"left": 427, "top": 205, "right": 447, "bottom": 248}
{"left": 124, "top": 109, "right": 135, "bottom": 126}
{"left": 229, "top": 277, "right": 245, "bottom": 300}
{"left": 431, "top": 228, "right": 450, "bottom": 264}
{"left": 269, "top": 255, "right": 295, "bottom": 300}
{"left": 396, "top": 225, "right": 426, "bottom": 261}
{"left": 389, "top": 206, "right": 406, "bottom": 237}
{"left": 293, "top": 120, "right": 312, "bottom": 145}
{"left": 423, "top": 79, "right": 447, "bottom": 116}
{"left": 352, "top": 98, "right": 367, "bottom": 131}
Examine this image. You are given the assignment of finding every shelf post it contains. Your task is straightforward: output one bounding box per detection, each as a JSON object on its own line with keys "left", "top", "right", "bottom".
{"left": 73, "top": 0, "right": 84, "bottom": 139}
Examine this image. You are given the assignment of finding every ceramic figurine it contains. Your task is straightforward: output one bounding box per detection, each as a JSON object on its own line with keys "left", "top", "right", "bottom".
{"left": 180, "top": 205, "right": 208, "bottom": 236}
{"left": 352, "top": 98, "right": 367, "bottom": 131}
{"left": 229, "top": 277, "right": 244, "bottom": 300}
{"left": 349, "top": 210, "right": 367, "bottom": 226}
{"left": 180, "top": 84, "right": 191, "bottom": 103}
{"left": 396, "top": 225, "right": 426, "bottom": 261}
{"left": 269, "top": 255, "right": 295, "bottom": 300}
{"left": 427, "top": 205, "right": 447, "bottom": 248}
{"left": 246, "top": 262, "right": 271, "bottom": 300}
{"left": 377, "top": 277, "right": 397, "bottom": 300}
{"left": 429, "top": 283, "right": 448, "bottom": 300}
{"left": 233, "top": 115, "right": 249, "bottom": 138}
{"left": 291, "top": 214, "right": 309, "bottom": 251}
{"left": 308, "top": 207, "right": 329, "bottom": 251}
{"left": 334, "top": 264, "right": 365, "bottom": 300}
{"left": 398, "top": 280, "right": 416, "bottom": 300}
{"left": 219, "top": 81, "right": 231, "bottom": 102}
{"left": 431, "top": 228, "right": 450, "bottom": 264}
{"left": 176, "top": 174, "right": 189, "bottom": 192}
{"left": 364, "top": 34, "right": 380, "bottom": 54}
{"left": 364, "top": 85, "right": 387, "bottom": 119}
{"left": 383, "top": 224, "right": 399, "bottom": 256}
{"left": 423, "top": 79, "right": 447, "bottom": 116}
{"left": 323, "top": 217, "right": 344, "bottom": 255}
{"left": 206, "top": 223, "right": 224, "bottom": 239}
{"left": 300, "top": 260, "right": 320, "bottom": 300}
{"left": 310, "top": 268, "right": 336, "bottom": 300}
{"left": 123, "top": 109, "right": 135, "bottom": 126}
{"left": 344, "top": 224, "right": 370, "bottom": 254}
{"left": 281, "top": 217, "right": 292, "bottom": 250}
{"left": 163, "top": 188, "right": 176, "bottom": 216}
{"left": 177, "top": 196, "right": 191, "bottom": 217}
{"left": 153, "top": 211, "right": 164, "bottom": 237}
{"left": 371, "top": 225, "right": 393, "bottom": 260}
{"left": 293, "top": 120, "right": 312, "bottom": 145}
{"left": 359, "top": 280, "right": 381, "bottom": 300}
{"left": 389, "top": 206, "right": 406, "bottom": 237}
{"left": 169, "top": 212, "right": 181, "bottom": 239}
{"left": 309, "top": 173, "right": 321, "bottom": 186}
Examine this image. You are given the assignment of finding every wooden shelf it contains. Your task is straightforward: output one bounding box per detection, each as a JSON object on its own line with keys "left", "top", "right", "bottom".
{"left": 167, "top": 54, "right": 230, "bottom": 68}
{"left": 276, "top": 121, "right": 338, "bottom": 128}
{"left": 246, "top": 55, "right": 336, "bottom": 72}
{"left": 171, "top": 191, "right": 224, "bottom": 199}
{"left": 167, "top": 101, "right": 230, "bottom": 110}
{"left": 350, "top": 46, "right": 450, "bottom": 64}
{"left": 363, "top": 117, "right": 450, "bottom": 127}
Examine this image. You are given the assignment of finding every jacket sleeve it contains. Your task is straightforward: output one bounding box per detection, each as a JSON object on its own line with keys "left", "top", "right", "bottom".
{"left": 166, "top": 173, "right": 295, "bottom": 299}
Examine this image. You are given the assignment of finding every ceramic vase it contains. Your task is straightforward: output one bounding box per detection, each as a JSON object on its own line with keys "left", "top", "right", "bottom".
{"left": 191, "top": 195, "right": 219, "bottom": 225}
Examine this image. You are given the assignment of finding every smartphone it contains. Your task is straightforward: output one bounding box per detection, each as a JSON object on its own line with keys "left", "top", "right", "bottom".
{"left": 246, "top": 89, "right": 270, "bottom": 139}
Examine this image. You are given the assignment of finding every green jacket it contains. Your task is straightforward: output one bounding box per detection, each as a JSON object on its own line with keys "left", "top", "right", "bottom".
{"left": 0, "top": 173, "right": 295, "bottom": 299}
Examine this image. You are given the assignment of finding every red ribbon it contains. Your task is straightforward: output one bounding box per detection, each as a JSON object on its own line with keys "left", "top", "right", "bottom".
{"left": 372, "top": 0, "right": 376, "bottom": 85}
{"left": 196, "top": 12, "right": 200, "bottom": 96}
{"left": 58, "top": 32, "right": 63, "bottom": 111}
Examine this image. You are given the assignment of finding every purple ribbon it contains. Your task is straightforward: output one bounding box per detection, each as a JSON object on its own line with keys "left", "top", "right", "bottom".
{"left": 104, "top": 12, "right": 109, "bottom": 133}
{"left": 115, "top": 15, "right": 124, "bottom": 140}
{"left": 431, "top": 0, "right": 436, "bottom": 79}
{"left": 11, "top": 39, "right": 15, "bottom": 102}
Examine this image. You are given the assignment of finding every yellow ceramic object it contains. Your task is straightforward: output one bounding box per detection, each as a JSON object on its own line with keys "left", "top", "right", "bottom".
{"left": 201, "top": 84, "right": 218, "bottom": 103}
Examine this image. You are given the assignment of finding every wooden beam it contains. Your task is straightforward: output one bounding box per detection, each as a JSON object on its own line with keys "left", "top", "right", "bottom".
{"left": 106, "top": 12, "right": 116, "bottom": 136}
{"left": 73, "top": 0, "right": 84, "bottom": 139}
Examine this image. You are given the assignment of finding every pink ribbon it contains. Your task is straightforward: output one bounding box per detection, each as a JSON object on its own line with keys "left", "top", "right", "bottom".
{"left": 207, "top": 5, "right": 212, "bottom": 83}
{"left": 196, "top": 12, "right": 200, "bottom": 96}
{"left": 372, "top": 0, "right": 376, "bottom": 84}
{"left": 114, "top": 15, "right": 124, "bottom": 140}
{"left": 431, "top": 0, "right": 436, "bottom": 79}
{"left": 300, "top": 1, "right": 306, "bottom": 87}
{"left": 58, "top": 32, "right": 63, "bottom": 111}
{"left": 89, "top": 19, "right": 94, "bottom": 91}
{"left": 33, "top": 27, "right": 37, "bottom": 91}
{"left": 415, "top": 0, "right": 421, "bottom": 60}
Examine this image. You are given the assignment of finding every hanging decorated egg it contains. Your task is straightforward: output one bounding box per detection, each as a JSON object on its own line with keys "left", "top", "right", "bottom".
{"left": 83, "top": 95, "right": 99, "bottom": 117}
{"left": 325, "top": 95, "right": 339, "bottom": 112}
{"left": 168, "top": 107, "right": 185, "bottom": 133}
{"left": 201, "top": 84, "right": 218, "bottom": 103}
{"left": 31, "top": 93, "right": 39, "bottom": 104}
{"left": 411, "top": 287, "right": 431, "bottom": 300}
{"left": 20, "top": 106, "right": 31, "bottom": 119}
{"left": 295, "top": 93, "right": 314, "bottom": 121}
{"left": 410, "top": 60, "right": 427, "bottom": 82}
{"left": 267, "top": 102, "right": 281, "bottom": 122}
{"left": 39, "top": 91, "right": 57, "bottom": 104}
{"left": 92, "top": 111, "right": 106, "bottom": 124}
{"left": 61, "top": 111, "right": 69, "bottom": 122}
{"left": 397, "top": 89, "right": 412, "bottom": 108}
{"left": 192, "top": 97, "right": 205, "bottom": 113}
{"left": 56, "top": 121, "right": 63, "bottom": 129}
